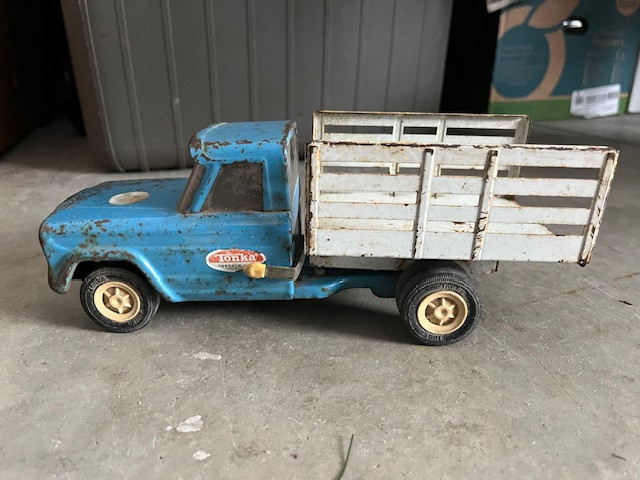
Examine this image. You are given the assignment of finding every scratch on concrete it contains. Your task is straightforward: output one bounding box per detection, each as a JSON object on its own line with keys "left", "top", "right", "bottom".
{"left": 218, "top": 360, "right": 237, "bottom": 449}
{"left": 478, "top": 325, "right": 503, "bottom": 347}
{"left": 194, "top": 352, "right": 222, "bottom": 360}
{"left": 523, "top": 348, "right": 610, "bottom": 439}
{"left": 614, "top": 272, "right": 640, "bottom": 281}
{"left": 507, "top": 285, "right": 592, "bottom": 310}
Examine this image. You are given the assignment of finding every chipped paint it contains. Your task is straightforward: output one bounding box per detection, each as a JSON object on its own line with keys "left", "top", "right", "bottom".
{"left": 472, "top": 149, "right": 499, "bottom": 260}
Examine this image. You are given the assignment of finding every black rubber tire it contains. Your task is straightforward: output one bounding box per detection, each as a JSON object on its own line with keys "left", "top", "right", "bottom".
{"left": 395, "top": 261, "right": 469, "bottom": 311}
{"left": 398, "top": 265, "right": 481, "bottom": 346}
{"left": 80, "top": 267, "right": 160, "bottom": 333}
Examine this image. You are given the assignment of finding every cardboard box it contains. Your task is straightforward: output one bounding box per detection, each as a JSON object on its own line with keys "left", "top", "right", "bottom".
{"left": 489, "top": 0, "right": 640, "bottom": 120}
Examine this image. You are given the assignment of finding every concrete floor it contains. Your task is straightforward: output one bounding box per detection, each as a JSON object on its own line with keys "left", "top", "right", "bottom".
{"left": 1, "top": 116, "right": 639, "bottom": 479}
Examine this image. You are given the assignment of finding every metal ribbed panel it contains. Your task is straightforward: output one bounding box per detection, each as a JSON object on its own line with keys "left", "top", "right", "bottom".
{"left": 63, "top": 0, "right": 453, "bottom": 171}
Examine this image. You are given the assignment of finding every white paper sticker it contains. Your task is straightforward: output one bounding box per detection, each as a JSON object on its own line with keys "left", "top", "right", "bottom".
{"left": 570, "top": 84, "right": 620, "bottom": 118}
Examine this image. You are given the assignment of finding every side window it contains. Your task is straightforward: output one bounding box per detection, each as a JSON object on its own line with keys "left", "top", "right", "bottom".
{"left": 201, "top": 161, "right": 263, "bottom": 212}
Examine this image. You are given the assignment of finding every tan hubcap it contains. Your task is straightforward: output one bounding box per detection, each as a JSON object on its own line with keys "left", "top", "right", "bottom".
{"left": 417, "top": 290, "right": 468, "bottom": 334}
{"left": 94, "top": 281, "right": 141, "bottom": 322}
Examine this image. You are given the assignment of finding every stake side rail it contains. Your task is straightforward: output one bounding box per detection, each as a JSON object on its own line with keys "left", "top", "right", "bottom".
{"left": 312, "top": 110, "right": 531, "bottom": 146}
{"left": 307, "top": 142, "right": 618, "bottom": 265}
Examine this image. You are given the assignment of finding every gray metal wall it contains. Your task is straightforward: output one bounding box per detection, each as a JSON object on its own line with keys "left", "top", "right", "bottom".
{"left": 62, "top": 0, "right": 453, "bottom": 171}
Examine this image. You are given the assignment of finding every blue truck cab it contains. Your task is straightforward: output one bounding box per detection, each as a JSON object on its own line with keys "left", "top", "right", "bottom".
{"left": 39, "top": 120, "right": 405, "bottom": 336}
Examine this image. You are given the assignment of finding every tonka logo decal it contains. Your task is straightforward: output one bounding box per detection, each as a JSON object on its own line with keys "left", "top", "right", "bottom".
{"left": 205, "top": 249, "right": 266, "bottom": 272}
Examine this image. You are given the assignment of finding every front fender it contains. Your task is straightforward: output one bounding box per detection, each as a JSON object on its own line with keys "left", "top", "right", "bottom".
{"left": 47, "top": 250, "right": 178, "bottom": 302}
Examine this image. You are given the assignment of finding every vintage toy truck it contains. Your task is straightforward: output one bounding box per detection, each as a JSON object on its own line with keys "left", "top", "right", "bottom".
{"left": 39, "top": 111, "right": 617, "bottom": 346}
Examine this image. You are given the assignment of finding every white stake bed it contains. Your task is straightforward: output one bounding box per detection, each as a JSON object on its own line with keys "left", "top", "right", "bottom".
{"left": 306, "top": 111, "right": 617, "bottom": 266}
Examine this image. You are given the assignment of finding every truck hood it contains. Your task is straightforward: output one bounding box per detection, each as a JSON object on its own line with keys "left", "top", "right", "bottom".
{"left": 47, "top": 178, "right": 188, "bottom": 220}
{"left": 39, "top": 178, "right": 188, "bottom": 293}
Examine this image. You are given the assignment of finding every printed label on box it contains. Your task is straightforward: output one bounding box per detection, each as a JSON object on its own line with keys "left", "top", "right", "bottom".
{"left": 570, "top": 84, "right": 621, "bottom": 118}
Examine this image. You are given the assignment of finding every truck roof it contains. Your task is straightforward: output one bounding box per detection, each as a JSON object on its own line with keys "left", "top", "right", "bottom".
{"left": 189, "top": 120, "right": 295, "bottom": 163}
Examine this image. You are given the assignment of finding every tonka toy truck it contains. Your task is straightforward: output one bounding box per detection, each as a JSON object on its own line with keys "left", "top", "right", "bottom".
{"left": 39, "top": 111, "right": 618, "bottom": 346}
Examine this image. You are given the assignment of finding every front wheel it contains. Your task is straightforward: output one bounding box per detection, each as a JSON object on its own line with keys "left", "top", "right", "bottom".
{"left": 80, "top": 267, "right": 160, "bottom": 332}
{"left": 398, "top": 267, "right": 481, "bottom": 346}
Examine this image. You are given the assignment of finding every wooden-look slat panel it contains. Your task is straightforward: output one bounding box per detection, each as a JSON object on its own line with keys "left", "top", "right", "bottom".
{"left": 488, "top": 223, "right": 554, "bottom": 235}
{"left": 428, "top": 205, "right": 478, "bottom": 222}
{"left": 431, "top": 177, "right": 483, "bottom": 195}
{"left": 491, "top": 206, "right": 591, "bottom": 224}
{"left": 419, "top": 232, "right": 475, "bottom": 259}
{"left": 318, "top": 202, "right": 417, "bottom": 220}
{"left": 322, "top": 161, "right": 395, "bottom": 169}
{"left": 433, "top": 145, "right": 610, "bottom": 168}
{"left": 397, "top": 135, "right": 439, "bottom": 143}
{"left": 428, "top": 205, "right": 592, "bottom": 225}
{"left": 316, "top": 133, "right": 395, "bottom": 143}
{"left": 430, "top": 194, "right": 479, "bottom": 206}
{"left": 426, "top": 222, "right": 554, "bottom": 235}
{"left": 443, "top": 135, "right": 515, "bottom": 145}
{"left": 318, "top": 218, "right": 414, "bottom": 231}
{"left": 433, "top": 148, "right": 490, "bottom": 167}
{"left": 493, "top": 178, "right": 599, "bottom": 197}
{"left": 417, "top": 232, "right": 585, "bottom": 261}
{"left": 497, "top": 147, "right": 609, "bottom": 168}
{"left": 320, "top": 191, "right": 418, "bottom": 204}
{"left": 426, "top": 221, "right": 475, "bottom": 233}
{"left": 312, "top": 229, "right": 415, "bottom": 258}
{"left": 314, "top": 142, "right": 425, "bottom": 164}
{"left": 318, "top": 173, "right": 420, "bottom": 192}
{"left": 481, "top": 234, "right": 584, "bottom": 262}
{"left": 442, "top": 117, "right": 524, "bottom": 129}
{"left": 397, "top": 117, "right": 442, "bottom": 127}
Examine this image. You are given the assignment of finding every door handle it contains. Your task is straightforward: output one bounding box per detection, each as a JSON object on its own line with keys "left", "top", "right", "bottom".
{"left": 243, "top": 247, "right": 305, "bottom": 280}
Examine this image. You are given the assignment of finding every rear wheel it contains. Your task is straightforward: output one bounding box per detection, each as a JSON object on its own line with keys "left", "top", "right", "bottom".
{"left": 397, "top": 263, "right": 481, "bottom": 346}
{"left": 80, "top": 267, "right": 160, "bottom": 332}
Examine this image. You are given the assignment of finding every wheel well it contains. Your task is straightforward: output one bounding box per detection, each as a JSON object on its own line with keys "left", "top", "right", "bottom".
{"left": 399, "top": 260, "right": 470, "bottom": 277}
{"left": 73, "top": 261, "right": 146, "bottom": 281}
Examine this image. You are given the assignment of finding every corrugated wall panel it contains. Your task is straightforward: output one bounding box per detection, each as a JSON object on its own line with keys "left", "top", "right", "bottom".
{"left": 211, "top": 0, "right": 252, "bottom": 122}
{"left": 166, "top": 0, "right": 211, "bottom": 165}
{"left": 62, "top": 0, "right": 453, "bottom": 170}
{"left": 293, "top": 1, "right": 326, "bottom": 145}
{"left": 355, "top": 0, "right": 397, "bottom": 110}
{"left": 413, "top": 0, "right": 451, "bottom": 110}
{"left": 121, "top": 0, "right": 176, "bottom": 169}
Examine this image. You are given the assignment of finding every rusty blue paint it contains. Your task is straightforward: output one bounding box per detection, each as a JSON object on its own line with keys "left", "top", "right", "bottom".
{"left": 188, "top": 121, "right": 295, "bottom": 213}
{"left": 39, "top": 120, "right": 398, "bottom": 306}
{"left": 39, "top": 178, "right": 295, "bottom": 302}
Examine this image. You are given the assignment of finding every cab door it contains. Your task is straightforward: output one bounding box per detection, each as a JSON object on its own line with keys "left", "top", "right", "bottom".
{"left": 183, "top": 161, "right": 295, "bottom": 301}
